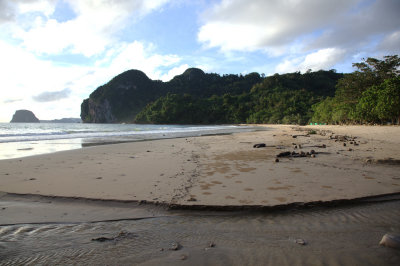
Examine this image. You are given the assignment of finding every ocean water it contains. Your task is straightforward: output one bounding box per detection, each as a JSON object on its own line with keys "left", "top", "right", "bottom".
{"left": 0, "top": 123, "right": 259, "bottom": 160}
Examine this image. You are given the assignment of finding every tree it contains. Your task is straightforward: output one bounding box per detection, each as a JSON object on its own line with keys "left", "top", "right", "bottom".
{"left": 356, "top": 86, "right": 380, "bottom": 124}
{"left": 376, "top": 77, "right": 400, "bottom": 124}
{"left": 331, "top": 55, "right": 400, "bottom": 124}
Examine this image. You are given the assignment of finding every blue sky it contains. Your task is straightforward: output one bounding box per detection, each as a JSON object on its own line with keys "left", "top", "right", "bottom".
{"left": 0, "top": 0, "right": 399, "bottom": 121}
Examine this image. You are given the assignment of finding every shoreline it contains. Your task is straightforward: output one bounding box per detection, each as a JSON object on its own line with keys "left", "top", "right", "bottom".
{"left": 0, "top": 124, "right": 399, "bottom": 223}
{"left": 0, "top": 124, "right": 263, "bottom": 160}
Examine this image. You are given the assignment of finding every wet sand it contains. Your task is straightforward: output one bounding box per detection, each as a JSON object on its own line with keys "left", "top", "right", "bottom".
{"left": 1, "top": 195, "right": 400, "bottom": 265}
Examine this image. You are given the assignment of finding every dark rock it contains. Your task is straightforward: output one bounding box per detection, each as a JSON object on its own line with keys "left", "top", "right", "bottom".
{"left": 92, "top": 237, "right": 112, "bottom": 242}
{"left": 253, "top": 143, "right": 266, "bottom": 148}
{"left": 343, "top": 143, "right": 347, "bottom": 146}
{"left": 10, "top": 110, "right": 39, "bottom": 123}
{"left": 277, "top": 151, "right": 291, "bottom": 157}
{"left": 310, "top": 150, "right": 316, "bottom": 154}
{"left": 275, "top": 158, "right": 279, "bottom": 162}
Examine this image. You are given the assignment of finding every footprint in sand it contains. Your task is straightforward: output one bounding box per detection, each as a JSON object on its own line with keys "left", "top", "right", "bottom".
{"left": 275, "top": 197, "right": 287, "bottom": 202}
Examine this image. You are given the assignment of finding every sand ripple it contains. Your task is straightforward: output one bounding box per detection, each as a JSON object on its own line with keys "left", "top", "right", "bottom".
{"left": 1, "top": 201, "right": 400, "bottom": 265}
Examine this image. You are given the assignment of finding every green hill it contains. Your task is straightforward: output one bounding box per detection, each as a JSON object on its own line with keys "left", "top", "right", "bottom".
{"left": 81, "top": 68, "right": 263, "bottom": 123}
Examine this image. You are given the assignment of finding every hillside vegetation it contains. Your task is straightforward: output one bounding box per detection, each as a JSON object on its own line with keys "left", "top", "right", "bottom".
{"left": 81, "top": 55, "right": 399, "bottom": 125}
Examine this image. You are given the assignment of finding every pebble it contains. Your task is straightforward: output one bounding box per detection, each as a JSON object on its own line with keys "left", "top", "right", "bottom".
{"left": 169, "top": 242, "right": 182, "bottom": 251}
{"left": 275, "top": 158, "right": 279, "bottom": 163}
{"left": 295, "top": 238, "right": 307, "bottom": 245}
{"left": 311, "top": 154, "right": 316, "bottom": 158}
{"left": 379, "top": 234, "right": 400, "bottom": 249}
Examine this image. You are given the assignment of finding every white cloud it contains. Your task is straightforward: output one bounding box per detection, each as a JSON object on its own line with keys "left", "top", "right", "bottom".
{"left": 198, "top": 0, "right": 358, "bottom": 53}
{"left": 6, "top": 0, "right": 171, "bottom": 57}
{"left": 198, "top": 0, "right": 400, "bottom": 58}
{"left": 159, "top": 64, "right": 189, "bottom": 81}
{"left": 99, "top": 41, "right": 183, "bottom": 81}
{"left": 275, "top": 48, "right": 346, "bottom": 73}
{"left": 0, "top": 0, "right": 56, "bottom": 24}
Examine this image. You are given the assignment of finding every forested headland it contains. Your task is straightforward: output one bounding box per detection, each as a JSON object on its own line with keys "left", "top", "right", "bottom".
{"left": 81, "top": 55, "right": 399, "bottom": 125}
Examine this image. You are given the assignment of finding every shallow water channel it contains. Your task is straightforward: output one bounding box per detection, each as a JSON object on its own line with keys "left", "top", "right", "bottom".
{"left": 1, "top": 200, "right": 400, "bottom": 265}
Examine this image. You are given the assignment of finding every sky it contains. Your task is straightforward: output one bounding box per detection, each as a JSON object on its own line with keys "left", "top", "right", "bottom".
{"left": 0, "top": 0, "right": 399, "bottom": 122}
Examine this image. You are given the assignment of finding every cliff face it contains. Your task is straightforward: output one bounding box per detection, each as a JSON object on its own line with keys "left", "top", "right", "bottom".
{"left": 81, "top": 69, "right": 161, "bottom": 123}
{"left": 81, "top": 68, "right": 262, "bottom": 123}
{"left": 86, "top": 98, "right": 116, "bottom": 123}
{"left": 10, "top": 110, "right": 40, "bottom": 123}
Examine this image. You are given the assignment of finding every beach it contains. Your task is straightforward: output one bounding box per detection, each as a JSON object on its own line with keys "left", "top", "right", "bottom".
{"left": 1, "top": 125, "right": 399, "bottom": 208}
{"left": 1, "top": 125, "right": 400, "bottom": 265}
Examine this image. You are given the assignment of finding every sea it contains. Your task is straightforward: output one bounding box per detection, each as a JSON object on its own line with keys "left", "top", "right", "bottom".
{"left": 0, "top": 123, "right": 259, "bottom": 160}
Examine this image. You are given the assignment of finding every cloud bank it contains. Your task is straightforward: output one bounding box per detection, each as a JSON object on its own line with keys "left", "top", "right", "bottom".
{"left": 198, "top": 0, "right": 400, "bottom": 72}
{"left": 33, "top": 88, "right": 71, "bottom": 102}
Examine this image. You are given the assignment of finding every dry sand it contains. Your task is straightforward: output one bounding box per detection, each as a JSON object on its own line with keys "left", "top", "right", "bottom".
{"left": 0, "top": 125, "right": 399, "bottom": 211}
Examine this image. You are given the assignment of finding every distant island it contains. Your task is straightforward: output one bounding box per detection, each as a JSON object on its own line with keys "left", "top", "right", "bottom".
{"left": 81, "top": 55, "right": 399, "bottom": 125}
{"left": 10, "top": 110, "right": 39, "bottom": 123}
{"left": 40, "top": 118, "right": 82, "bottom": 123}
{"left": 10, "top": 110, "right": 81, "bottom": 123}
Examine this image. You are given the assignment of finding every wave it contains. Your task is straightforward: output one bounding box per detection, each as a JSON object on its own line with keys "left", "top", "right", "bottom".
{"left": 0, "top": 124, "right": 249, "bottom": 143}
